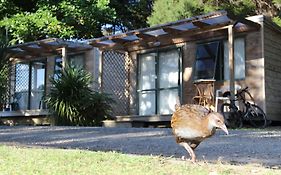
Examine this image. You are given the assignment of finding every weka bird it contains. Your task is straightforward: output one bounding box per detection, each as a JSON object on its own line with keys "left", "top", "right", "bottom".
{"left": 171, "top": 104, "right": 228, "bottom": 162}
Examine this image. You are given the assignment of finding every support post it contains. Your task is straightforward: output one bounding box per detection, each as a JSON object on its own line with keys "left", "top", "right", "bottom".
{"left": 228, "top": 25, "right": 235, "bottom": 100}
{"left": 61, "top": 47, "right": 67, "bottom": 69}
{"left": 98, "top": 50, "right": 103, "bottom": 92}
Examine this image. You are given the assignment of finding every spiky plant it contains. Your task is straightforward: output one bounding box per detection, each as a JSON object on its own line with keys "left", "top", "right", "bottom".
{"left": 45, "top": 65, "right": 114, "bottom": 126}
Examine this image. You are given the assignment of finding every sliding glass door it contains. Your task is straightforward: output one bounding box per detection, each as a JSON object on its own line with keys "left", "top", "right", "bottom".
{"left": 15, "top": 60, "right": 46, "bottom": 110}
{"left": 138, "top": 48, "right": 181, "bottom": 115}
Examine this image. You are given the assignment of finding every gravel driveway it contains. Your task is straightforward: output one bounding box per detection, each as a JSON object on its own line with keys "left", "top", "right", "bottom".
{"left": 0, "top": 126, "right": 280, "bottom": 166}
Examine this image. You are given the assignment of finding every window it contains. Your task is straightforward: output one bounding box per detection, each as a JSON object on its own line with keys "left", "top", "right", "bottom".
{"left": 54, "top": 56, "right": 62, "bottom": 80}
{"left": 138, "top": 48, "right": 181, "bottom": 115}
{"left": 15, "top": 60, "right": 46, "bottom": 110}
{"left": 193, "top": 38, "right": 245, "bottom": 81}
{"left": 68, "top": 54, "right": 85, "bottom": 69}
{"left": 53, "top": 54, "right": 85, "bottom": 79}
{"left": 223, "top": 38, "right": 245, "bottom": 80}
{"left": 193, "top": 41, "right": 220, "bottom": 80}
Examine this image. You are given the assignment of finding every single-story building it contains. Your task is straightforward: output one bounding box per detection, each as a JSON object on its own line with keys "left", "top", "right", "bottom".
{"left": 88, "top": 10, "right": 281, "bottom": 123}
{"left": 1, "top": 38, "right": 99, "bottom": 125}
{"left": 2, "top": 10, "right": 281, "bottom": 126}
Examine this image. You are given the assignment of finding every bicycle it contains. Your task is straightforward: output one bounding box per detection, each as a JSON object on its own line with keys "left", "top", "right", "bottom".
{"left": 220, "top": 87, "right": 268, "bottom": 129}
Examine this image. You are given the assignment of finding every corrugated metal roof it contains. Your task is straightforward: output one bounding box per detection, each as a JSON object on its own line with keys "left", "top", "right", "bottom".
{"left": 88, "top": 10, "right": 260, "bottom": 51}
{"left": 7, "top": 38, "right": 93, "bottom": 59}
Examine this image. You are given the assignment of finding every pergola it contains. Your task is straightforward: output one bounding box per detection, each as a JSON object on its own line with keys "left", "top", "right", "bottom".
{"left": 7, "top": 38, "right": 93, "bottom": 67}
{"left": 88, "top": 10, "right": 261, "bottom": 100}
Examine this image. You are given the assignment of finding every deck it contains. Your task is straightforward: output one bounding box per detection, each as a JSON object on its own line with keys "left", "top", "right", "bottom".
{"left": 0, "top": 109, "right": 54, "bottom": 126}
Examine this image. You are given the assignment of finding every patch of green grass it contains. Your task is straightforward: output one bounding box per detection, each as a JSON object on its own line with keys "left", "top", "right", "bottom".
{"left": 0, "top": 145, "right": 279, "bottom": 175}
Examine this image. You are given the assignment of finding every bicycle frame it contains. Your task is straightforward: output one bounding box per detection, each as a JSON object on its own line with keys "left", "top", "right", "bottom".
{"left": 221, "top": 87, "right": 267, "bottom": 128}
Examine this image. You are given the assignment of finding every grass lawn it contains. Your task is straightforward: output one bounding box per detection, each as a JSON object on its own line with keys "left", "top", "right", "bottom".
{"left": 0, "top": 145, "right": 280, "bottom": 175}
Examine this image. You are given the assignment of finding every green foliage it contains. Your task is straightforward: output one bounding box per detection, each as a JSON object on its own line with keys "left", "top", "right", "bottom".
{"left": 274, "top": 0, "right": 281, "bottom": 5}
{"left": 0, "top": 36, "right": 9, "bottom": 105}
{"left": 0, "top": 0, "right": 19, "bottom": 19}
{"left": 45, "top": 65, "right": 114, "bottom": 126}
{"left": 148, "top": 0, "right": 256, "bottom": 26}
{"left": 0, "top": 0, "right": 116, "bottom": 44}
{"left": 273, "top": 16, "right": 281, "bottom": 26}
{"left": 38, "top": 0, "right": 116, "bottom": 38}
{"left": 0, "top": 9, "right": 74, "bottom": 44}
{"left": 109, "top": 0, "right": 152, "bottom": 31}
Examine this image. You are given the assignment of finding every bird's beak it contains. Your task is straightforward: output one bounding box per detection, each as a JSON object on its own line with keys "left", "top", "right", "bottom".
{"left": 219, "top": 124, "right": 229, "bottom": 135}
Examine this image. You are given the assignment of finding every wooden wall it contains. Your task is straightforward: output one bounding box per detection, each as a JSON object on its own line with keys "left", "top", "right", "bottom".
{"left": 264, "top": 21, "right": 281, "bottom": 121}
{"left": 124, "top": 21, "right": 281, "bottom": 121}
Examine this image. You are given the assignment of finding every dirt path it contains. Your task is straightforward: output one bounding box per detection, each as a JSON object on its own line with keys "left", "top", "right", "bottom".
{"left": 0, "top": 126, "right": 280, "bottom": 166}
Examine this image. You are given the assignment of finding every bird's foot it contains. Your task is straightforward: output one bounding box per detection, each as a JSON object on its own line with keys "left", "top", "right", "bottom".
{"left": 181, "top": 156, "right": 197, "bottom": 164}
{"left": 191, "top": 158, "right": 196, "bottom": 164}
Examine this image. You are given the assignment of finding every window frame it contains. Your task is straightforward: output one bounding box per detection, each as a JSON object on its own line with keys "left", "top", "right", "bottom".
{"left": 14, "top": 58, "right": 47, "bottom": 110}
{"left": 193, "top": 41, "right": 221, "bottom": 81}
{"left": 193, "top": 37, "right": 246, "bottom": 82}
{"left": 68, "top": 53, "right": 86, "bottom": 69}
{"left": 53, "top": 53, "right": 86, "bottom": 79}
{"left": 136, "top": 47, "right": 182, "bottom": 116}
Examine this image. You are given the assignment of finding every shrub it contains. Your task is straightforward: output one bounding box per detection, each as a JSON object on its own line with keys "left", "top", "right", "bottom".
{"left": 45, "top": 65, "right": 114, "bottom": 126}
{"left": 0, "top": 40, "right": 9, "bottom": 109}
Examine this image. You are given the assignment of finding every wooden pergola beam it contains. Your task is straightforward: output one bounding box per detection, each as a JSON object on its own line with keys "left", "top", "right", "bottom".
{"left": 18, "top": 45, "right": 42, "bottom": 57}
{"left": 38, "top": 41, "right": 60, "bottom": 53}
{"left": 237, "top": 18, "right": 260, "bottom": 29}
{"left": 162, "top": 27, "right": 182, "bottom": 35}
{"left": 111, "top": 38, "right": 129, "bottom": 44}
{"left": 90, "top": 42, "right": 113, "bottom": 48}
{"left": 192, "top": 21, "right": 210, "bottom": 28}
{"left": 136, "top": 33, "right": 157, "bottom": 40}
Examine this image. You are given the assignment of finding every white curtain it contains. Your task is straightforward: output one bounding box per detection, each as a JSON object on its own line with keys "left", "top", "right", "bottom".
{"left": 138, "top": 53, "right": 156, "bottom": 115}
{"left": 224, "top": 38, "right": 245, "bottom": 80}
{"left": 159, "top": 50, "right": 179, "bottom": 88}
{"left": 139, "top": 91, "right": 156, "bottom": 115}
{"left": 158, "top": 50, "right": 179, "bottom": 114}
{"left": 138, "top": 50, "right": 179, "bottom": 115}
{"left": 159, "top": 89, "right": 178, "bottom": 114}
{"left": 139, "top": 53, "right": 156, "bottom": 90}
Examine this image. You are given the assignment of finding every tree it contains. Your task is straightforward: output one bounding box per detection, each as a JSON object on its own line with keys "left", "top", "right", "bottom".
{"left": 109, "top": 0, "right": 153, "bottom": 33}
{"left": 0, "top": 9, "right": 74, "bottom": 44}
{"left": 148, "top": 0, "right": 205, "bottom": 26}
{"left": 147, "top": 0, "right": 281, "bottom": 26}
{"left": 0, "top": 0, "right": 116, "bottom": 44}
{"left": 0, "top": 33, "right": 9, "bottom": 108}
{"left": 0, "top": 0, "right": 155, "bottom": 43}
{"left": 273, "top": 0, "right": 281, "bottom": 26}
{"left": 37, "top": 0, "right": 116, "bottom": 38}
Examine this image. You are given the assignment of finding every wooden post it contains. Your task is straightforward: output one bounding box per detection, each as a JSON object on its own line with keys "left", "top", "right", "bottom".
{"left": 61, "top": 47, "right": 67, "bottom": 68}
{"left": 228, "top": 25, "right": 235, "bottom": 100}
{"left": 98, "top": 50, "right": 103, "bottom": 92}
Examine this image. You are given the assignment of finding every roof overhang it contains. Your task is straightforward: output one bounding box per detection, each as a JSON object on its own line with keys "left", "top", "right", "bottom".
{"left": 88, "top": 10, "right": 260, "bottom": 52}
{"left": 7, "top": 38, "right": 93, "bottom": 60}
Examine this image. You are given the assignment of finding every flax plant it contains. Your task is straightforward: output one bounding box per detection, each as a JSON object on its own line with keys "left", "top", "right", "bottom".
{"left": 46, "top": 65, "right": 114, "bottom": 126}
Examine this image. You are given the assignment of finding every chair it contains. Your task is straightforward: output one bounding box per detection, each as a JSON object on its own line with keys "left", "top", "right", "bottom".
{"left": 214, "top": 85, "right": 241, "bottom": 112}
{"left": 192, "top": 79, "right": 215, "bottom": 108}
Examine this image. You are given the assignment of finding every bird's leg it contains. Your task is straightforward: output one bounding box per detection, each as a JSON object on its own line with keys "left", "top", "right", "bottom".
{"left": 179, "top": 142, "right": 196, "bottom": 163}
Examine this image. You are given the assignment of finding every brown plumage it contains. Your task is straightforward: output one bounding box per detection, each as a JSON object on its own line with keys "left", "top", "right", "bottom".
{"left": 171, "top": 104, "right": 228, "bottom": 162}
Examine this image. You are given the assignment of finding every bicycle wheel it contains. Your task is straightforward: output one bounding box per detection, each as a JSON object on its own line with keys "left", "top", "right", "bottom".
{"left": 220, "top": 103, "right": 243, "bottom": 129}
{"left": 246, "top": 104, "right": 267, "bottom": 128}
